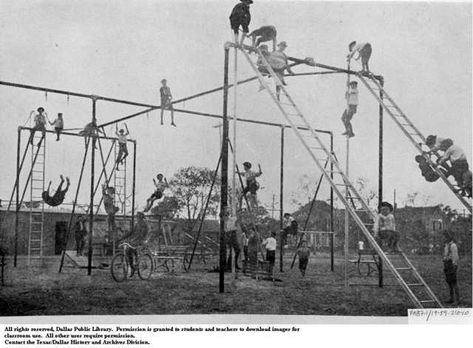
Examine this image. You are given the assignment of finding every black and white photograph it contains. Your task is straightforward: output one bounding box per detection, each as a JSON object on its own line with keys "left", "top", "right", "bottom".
{"left": 0, "top": 0, "right": 471, "bottom": 334}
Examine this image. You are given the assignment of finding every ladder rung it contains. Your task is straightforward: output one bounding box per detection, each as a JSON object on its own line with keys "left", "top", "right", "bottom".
{"left": 419, "top": 300, "right": 435, "bottom": 303}
{"left": 407, "top": 283, "right": 423, "bottom": 287}
{"left": 395, "top": 267, "right": 411, "bottom": 271}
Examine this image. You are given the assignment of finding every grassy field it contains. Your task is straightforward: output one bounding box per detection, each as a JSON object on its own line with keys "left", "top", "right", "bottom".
{"left": 0, "top": 253, "right": 471, "bottom": 316}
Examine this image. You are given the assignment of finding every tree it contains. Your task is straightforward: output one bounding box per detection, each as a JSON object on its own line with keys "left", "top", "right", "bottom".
{"left": 150, "top": 196, "right": 180, "bottom": 219}
{"left": 169, "top": 166, "right": 220, "bottom": 231}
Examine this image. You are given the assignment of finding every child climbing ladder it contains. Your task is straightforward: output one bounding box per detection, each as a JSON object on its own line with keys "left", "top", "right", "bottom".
{"left": 115, "top": 124, "right": 130, "bottom": 169}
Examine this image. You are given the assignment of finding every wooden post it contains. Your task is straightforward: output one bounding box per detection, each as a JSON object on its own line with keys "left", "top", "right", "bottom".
{"left": 330, "top": 132, "right": 334, "bottom": 272}
{"left": 14, "top": 127, "right": 21, "bottom": 267}
{"left": 344, "top": 136, "right": 350, "bottom": 288}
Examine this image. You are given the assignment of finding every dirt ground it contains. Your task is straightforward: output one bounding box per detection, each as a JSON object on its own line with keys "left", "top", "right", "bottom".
{"left": 0, "top": 253, "right": 471, "bottom": 316}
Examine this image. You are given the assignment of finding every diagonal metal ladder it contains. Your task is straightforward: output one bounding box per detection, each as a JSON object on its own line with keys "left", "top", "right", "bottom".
{"left": 236, "top": 43, "right": 442, "bottom": 308}
{"left": 357, "top": 74, "right": 472, "bottom": 213}
{"left": 28, "top": 134, "right": 46, "bottom": 264}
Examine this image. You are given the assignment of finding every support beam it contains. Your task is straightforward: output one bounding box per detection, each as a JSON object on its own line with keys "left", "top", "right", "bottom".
{"left": 378, "top": 77, "right": 385, "bottom": 288}
{"left": 14, "top": 128, "right": 21, "bottom": 267}
{"left": 18, "top": 127, "right": 135, "bottom": 144}
{"left": 330, "top": 133, "right": 334, "bottom": 272}
{"left": 87, "top": 99, "right": 97, "bottom": 276}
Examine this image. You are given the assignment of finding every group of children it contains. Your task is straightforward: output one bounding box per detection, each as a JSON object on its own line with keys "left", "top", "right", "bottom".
{"left": 29, "top": 107, "right": 64, "bottom": 146}
{"left": 420, "top": 135, "right": 472, "bottom": 197}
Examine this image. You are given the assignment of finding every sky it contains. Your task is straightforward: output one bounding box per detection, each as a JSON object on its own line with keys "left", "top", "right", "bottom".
{"left": 0, "top": 0, "right": 471, "bottom": 215}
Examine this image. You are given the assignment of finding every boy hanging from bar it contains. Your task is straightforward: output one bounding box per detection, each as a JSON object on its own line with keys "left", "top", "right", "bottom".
{"left": 347, "top": 41, "right": 372, "bottom": 74}
{"left": 238, "top": 161, "right": 262, "bottom": 211}
{"left": 49, "top": 113, "right": 64, "bottom": 141}
{"left": 160, "top": 79, "right": 176, "bottom": 127}
{"left": 29, "top": 107, "right": 48, "bottom": 147}
{"left": 42, "top": 175, "right": 70, "bottom": 207}
{"left": 79, "top": 121, "right": 105, "bottom": 149}
{"left": 102, "top": 184, "right": 119, "bottom": 240}
{"left": 341, "top": 81, "right": 359, "bottom": 138}
{"left": 249, "top": 25, "right": 277, "bottom": 51}
{"left": 229, "top": 0, "right": 253, "bottom": 47}
{"left": 115, "top": 124, "right": 130, "bottom": 170}
{"left": 144, "top": 173, "right": 168, "bottom": 212}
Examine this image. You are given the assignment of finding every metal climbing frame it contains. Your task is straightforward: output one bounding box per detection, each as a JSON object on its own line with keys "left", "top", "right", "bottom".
{"left": 233, "top": 43, "right": 442, "bottom": 308}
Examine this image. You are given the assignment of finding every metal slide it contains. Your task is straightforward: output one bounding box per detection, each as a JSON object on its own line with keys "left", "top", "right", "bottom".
{"left": 235, "top": 44, "right": 442, "bottom": 308}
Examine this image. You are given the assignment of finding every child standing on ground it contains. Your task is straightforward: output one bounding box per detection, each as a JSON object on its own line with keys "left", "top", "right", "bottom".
{"left": 297, "top": 240, "right": 311, "bottom": 277}
{"left": 262, "top": 231, "right": 277, "bottom": 274}
{"left": 247, "top": 228, "right": 259, "bottom": 276}
{"left": 341, "top": 81, "right": 358, "bottom": 137}
{"left": 160, "top": 79, "right": 176, "bottom": 127}
{"left": 115, "top": 124, "right": 130, "bottom": 169}
{"left": 229, "top": 0, "right": 253, "bottom": 46}
{"left": 347, "top": 41, "right": 372, "bottom": 73}
{"left": 442, "top": 230, "right": 460, "bottom": 305}
{"left": 373, "top": 202, "right": 399, "bottom": 252}
{"left": 144, "top": 173, "right": 168, "bottom": 212}
{"left": 49, "top": 113, "right": 64, "bottom": 141}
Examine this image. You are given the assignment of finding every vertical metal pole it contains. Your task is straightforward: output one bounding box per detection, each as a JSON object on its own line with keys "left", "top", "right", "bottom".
{"left": 131, "top": 141, "right": 137, "bottom": 234}
{"left": 330, "top": 132, "right": 334, "bottom": 272}
{"left": 219, "top": 46, "right": 230, "bottom": 293}
{"left": 232, "top": 47, "right": 238, "bottom": 214}
{"left": 344, "top": 137, "right": 350, "bottom": 288}
{"left": 279, "top": 126, "right": 285, "bottom": 272}
{"left": 14, "top": 128, "right": 21, "bottom": 267}
{"left": 378, "top": 77, "right": 385, "bottom": 288}
{"left": 87, "top": 98, "right": 97, "bottom": 276}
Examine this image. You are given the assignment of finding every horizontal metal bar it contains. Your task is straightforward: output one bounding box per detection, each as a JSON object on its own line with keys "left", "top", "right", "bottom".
{"left": 19, "top": 127, "right": 134, "bottom": 143}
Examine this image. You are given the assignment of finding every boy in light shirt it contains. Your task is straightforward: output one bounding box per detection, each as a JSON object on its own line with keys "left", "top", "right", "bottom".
{"left": 262, "top": 231, "right": 277, "bottom": 273}
{"left": 341, "top": 81, "right": 359, "bottom": 137}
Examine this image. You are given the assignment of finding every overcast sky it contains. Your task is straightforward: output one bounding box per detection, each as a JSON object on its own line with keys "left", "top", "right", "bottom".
{"left": 0, "top": 0, "right": 471, "bottom": 215}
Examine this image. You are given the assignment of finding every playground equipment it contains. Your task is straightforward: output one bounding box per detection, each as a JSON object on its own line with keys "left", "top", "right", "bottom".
{"left": 222, "top": 42, "right": 445, "bottom": 308}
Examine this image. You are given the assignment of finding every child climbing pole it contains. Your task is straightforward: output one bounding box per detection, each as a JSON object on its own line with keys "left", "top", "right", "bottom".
{"left": 159, "top": 79, "right": 176, "bottom": 127}
{"left": 238, "top": 161, "right": 262, "bottom": 211}
{"left": 29, "top": 107, "right": 48, "bottom": 147}
{"left": 248, "top": 25, "right": 277, "bottom": 51}
{"left": 49, "top": 113, "right": 64, "bottom": 141}
{"left": 102, "top": 184, "right": 119, "bottom": 240}
{"left": 229, "top": 0, "right": 253, "bottom": 46}
{"left": 144, "top": 173, "right": 168, "bottom": 212}
{"left": 42, "top": 175, "right": 70, "bottom": 207}
{"left": 115, "top": 124, "right": 130, "bottom": 169}
{"left": 341, "top": 81, "right": 359, "bottom": 138}
{"left": 347, "top": 41, "right": 372, "bottom": 73}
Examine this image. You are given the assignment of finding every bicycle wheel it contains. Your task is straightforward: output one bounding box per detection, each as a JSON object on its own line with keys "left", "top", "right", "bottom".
{"left": 137, "top": 253, "right": 153, "bottom": 280}
{"left": 111, "top": 253, "right": 128, "bottom": 282}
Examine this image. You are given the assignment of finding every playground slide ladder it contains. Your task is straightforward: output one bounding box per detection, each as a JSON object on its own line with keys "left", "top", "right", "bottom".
{"left": 28, "top": 135, "right": 46, "bottom": 264}
{"left": 113, "top": 141, "right": 127, "bottom": 216}
{"left": 357, "top": 74, "right": 472, "bottom": 213}
{"left": 238, "top": 44, "right": 442, "bottom": 308}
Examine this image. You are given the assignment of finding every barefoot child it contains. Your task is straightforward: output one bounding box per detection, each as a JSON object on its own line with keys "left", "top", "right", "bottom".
{"left": 238, "top": 161, "right": 262, "bottom": 210}
{"left": 249, "top": 25, "right": 277, "bottom": 51}
{"left": 347, "top": 41, "right": 372, "bottom": 73}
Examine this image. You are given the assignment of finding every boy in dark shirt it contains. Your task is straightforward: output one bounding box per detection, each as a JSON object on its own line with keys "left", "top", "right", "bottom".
{"left": 229, "top": 0, "right": 253, "bottom": 46}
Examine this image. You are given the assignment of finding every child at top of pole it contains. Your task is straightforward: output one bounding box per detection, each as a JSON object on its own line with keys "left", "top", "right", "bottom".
{"left": 49, "top": 113, "right": 64, "bottom": 141}
{"left": 270, "top": 41, "right": 295, "bottom": 100}
{"left": 238, "top": 161, "right": 262, "bottom": 211}
{"left": 159, "top": 79, "right": 176, "bottom": 127}
{"left": 346, "top": 41, "right": 372, "bottom": 74}
{"left": 229, "top": 0, "right": 253, "bottom": 47}
{"left": 115, "top": 124, "right": 130, "bottom": 170}
{"left": 144, "top": 173, "right": 169, "bottom": 212}
{"left": 249, "top": 25, "right": 277, "bottom": 51}
{"left": 341, "top": 81, "right": 359, "bottom": 138}
{"left": 30, "top": 107, "right": 48, "bottom": 147}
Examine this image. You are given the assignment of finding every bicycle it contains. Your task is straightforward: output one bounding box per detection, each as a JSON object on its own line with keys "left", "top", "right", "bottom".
{"left": 111, "top": 242, "right": 154, "bottom": 282}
